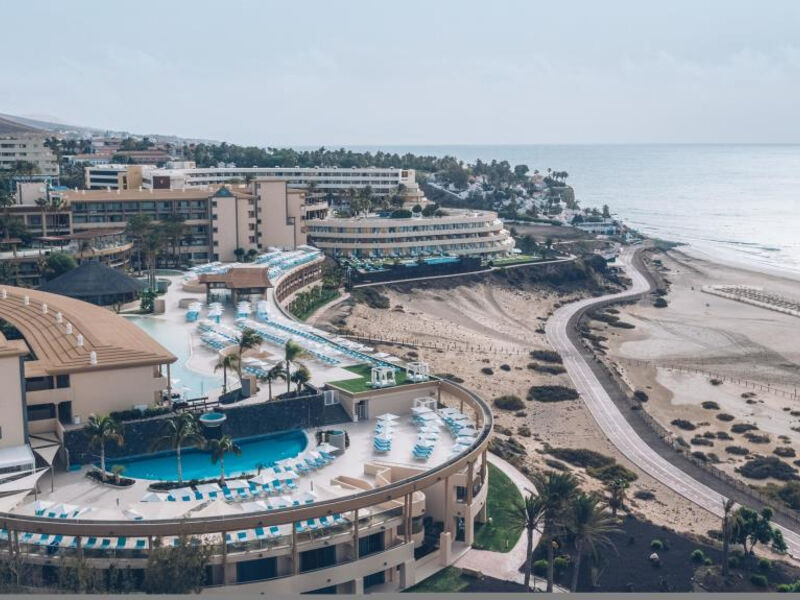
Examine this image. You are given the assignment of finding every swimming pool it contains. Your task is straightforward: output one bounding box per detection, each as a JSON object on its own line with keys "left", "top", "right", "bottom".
{"left": 126, "top": 315, "right": 222, "bottom": 398}
{"left": 107, "top": 430, "right": 308, "bottom": 481}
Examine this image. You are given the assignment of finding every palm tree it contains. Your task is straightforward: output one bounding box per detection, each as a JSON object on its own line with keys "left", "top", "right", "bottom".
{"left": 283, "top": 340, "right": 307, "bottom": 394}
{"left": 208, "top": 435, "right": 241, "bottom": 483}
{"left": 722, "top": 498, "right": 736, "bottom": 578}
{"left": 259, "top": 364, "right": 286, "bottom": 401}
{"left": 290, "top": 365, "right": 311, "bottom": 393}
{"left": 236, "top": 327, "right": 263, "bottom": 378}
{"left": 605, "top": 479, "right": 629, "bottom": 517}
{"left": 35, "top": 197, "right": 49, "bottom": 237}
{"left": 86, "top": 414, "right": 124, "bottom": 478}
{"left": 142, "top": 224, "right": 165, "bottom": 291}
{"left": 150, "top": 413, "right": 205, "bottom": 484}
{"left": 530, "top": 471, "right": 579, "bottom": 592}
{"left": 506, "top": 492, "right": 546, "bottom": 589}
{"left": 126, "top": 214, "right": 152, "bottom": 274}
{"left": 214, "top": 353, "right": 240, "bottom": 393}
{"left": 565, "top": 492, "right": 620, "bottom": 592}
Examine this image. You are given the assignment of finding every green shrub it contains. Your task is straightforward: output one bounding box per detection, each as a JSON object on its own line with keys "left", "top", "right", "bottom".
{"left": 738, "top": 456, "right": 798, "bottom": 481}
{"left": 701, "top": 401, "right": 720, "bottom": 410}
{"left": 758, "top": 558, "right": 772, "bottom": 573}
{"left": 725, "top": 446, "right": 749, "bottom": 456}
{"left": 690, "top": 549, "right": 706, "bottom": 563}
{"left": 716, "top": 413, "right": 735, "bottom": 422}
{"left": 650, "top": 539, "right": 663, "bottom": 550}
{"left": 546, "top": 448, "right": 615, "bottom": 470}
{"left": 634, "top": 490, "right": 655, "bottom": 501}
{"left": 709, "top": 378, "right": 723, "bottom": 386}
{"left": 533, "top": 559, "right": 548, "bottom": 576}
{"left": 774, "top": 447, "right": 796, "bottom": 458}
{"left": 588, "top": 463, "right": 638, "bottom": 484}
{"left": 728, "top": 556, "right": 740, "bottom": 569}
{"left": 554, "top": 556, "right": 570, "bottom": 574}
{"left": 494, "top": 395, "right": 525, "bottom": 411}
{"left": 654, "top": 297, "right": 668, "bottom": 308}
{"left": 527, "top": 385, "right": 579, "bottom": 402}
{"left": 528, "top": 363, "right": 567, "bottom": 375}
{"left": 633, "top": 390, "right": 649, "bottom": 402}
{"left": 481, "top": 367, "right": 494, "bottom": 375}
{"left": 529, "top": 350, "right": 562, "bottom": 363}
{"left": 390, "top": 209, "right": 412, "bottom": 218}
{"left": 350, "top": 287, "right": 390, "bottom": 309}
{"left": 731, "top": 423, "right": 758, "bottom": 434}
{"left": 750, "top": 574, "right": 768, "bottom": 588}
{"left": 671, "top": 419, "right": 696, "bottom": 431}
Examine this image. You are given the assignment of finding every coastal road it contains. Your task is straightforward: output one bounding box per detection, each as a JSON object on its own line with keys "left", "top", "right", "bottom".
{"left": 546, "top": 244, "right": 800, "bottom": 557}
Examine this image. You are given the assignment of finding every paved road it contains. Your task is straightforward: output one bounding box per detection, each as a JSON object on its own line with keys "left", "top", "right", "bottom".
{"left": 545, "top": 244, "right": 800, "bottom": 557}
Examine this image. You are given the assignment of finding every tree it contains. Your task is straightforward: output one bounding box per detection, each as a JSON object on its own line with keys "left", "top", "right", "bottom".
{"left": 150, "top": 413, "right": 205, "bottom": 484}
{"left": 143, "top": 535, "right": 211, "bottom": 593}
{"left": 290, "top": 365, "right": 311, "bottom": 393}
{"left": 35, "top": 197, "right": 49, "bottom": 237}
{"left": 530, "top": 471, "right": 579, "bottom": 592}
{"left": 506, "top": 492, "right": 546, "bottom": 589}
{"left": 722, "top": 498, "right": 735, "bottom": 578}
{"left": 214, "top": 353, "right": 240, "bottom": 394}
{"left": 565, "top": 492, "right": 620, "bottom": 592}
{"left": 246, "top": 248, "right": 258, "bottom": 262}
{"left": 160, "top": 214, "right": 187, "bottom": 268}
{"left": 44, "top": 252, "right": 77, "bottom": 280}
{"left": 732, "top": 506, "right": 785, "bottom": 555}
{"left": 233, "top": 247, "right": 245, "bottom": 262}
{"left": 236, "top": 327, "right": 263, "bottom": 379}
{"left": 602, "top": 204, "right": 611, "bottom": 219}
{"left": 86, "top": 414, "right": 124, "bottom": 477}
{"left": 259, "top": 364, "right": 286, "bottom": 401}
{"left": 283, "top": 340, "right": 307, "bottom": 395}
{"left": 208, "top": 435, "right": 241, "bottom": 483}
{"left": 126, "top": 214, "right": 152, "bottom": 274}
{"left": 605, "top": 479, "right": 629, "bottom": 517}
{"left": 141, "top": 223, "right": 165, "bottom": 290}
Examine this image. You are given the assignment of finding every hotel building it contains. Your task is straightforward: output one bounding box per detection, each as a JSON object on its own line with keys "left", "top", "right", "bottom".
{"left": 306, "top": 210, "right": 515, "bottom": 259}
{"left": 0, "top": 117, "right": 58, "bottom": 177}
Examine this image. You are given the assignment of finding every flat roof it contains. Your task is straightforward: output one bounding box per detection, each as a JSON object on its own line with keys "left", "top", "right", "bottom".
{"left": 0, "top": 286, "right": 176, "bottom": 376}
{"left": 198, "top": 267, "right": 273, "bottom": 290}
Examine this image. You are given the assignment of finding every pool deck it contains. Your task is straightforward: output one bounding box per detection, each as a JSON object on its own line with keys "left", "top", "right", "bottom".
{"left": 21, "top": 409, "right": 470, "bottom": 523}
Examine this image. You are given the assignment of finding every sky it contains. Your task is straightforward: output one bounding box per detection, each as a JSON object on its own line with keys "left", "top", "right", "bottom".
{"left": 2, "top": 0, "right": 800, "bottom": 146}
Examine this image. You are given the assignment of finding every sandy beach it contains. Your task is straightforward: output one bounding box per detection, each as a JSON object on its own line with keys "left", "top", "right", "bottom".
{"left": 601, "top": 248, "right": 800, "bottom": 487}
{"left": 315, "top": 271, "right": 722, "bottom": 538}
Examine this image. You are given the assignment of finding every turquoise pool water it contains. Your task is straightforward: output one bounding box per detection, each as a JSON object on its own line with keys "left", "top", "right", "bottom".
{"left": 126, "top": 315, "right": 221, "bottom": 398}
{"left": 107, "top": 430, "right": 308, "bottom": 481}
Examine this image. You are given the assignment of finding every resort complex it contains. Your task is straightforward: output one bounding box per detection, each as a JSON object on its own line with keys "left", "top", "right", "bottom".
{"left": 0, "top": 244, "right": 493, "bottom": 593}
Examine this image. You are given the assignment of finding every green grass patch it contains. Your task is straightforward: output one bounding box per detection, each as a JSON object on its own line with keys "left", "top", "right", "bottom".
{"left": 472, "top": 463, "right": 523, "bottom": 552}
{"left": 490, "top": 254, "right": 540, "bottom": 266}
{"left": 327, "top": 363, "right": 409, "bottom": 393}
{"left": 404, "top": 567, "right": 470, "bottom": 593}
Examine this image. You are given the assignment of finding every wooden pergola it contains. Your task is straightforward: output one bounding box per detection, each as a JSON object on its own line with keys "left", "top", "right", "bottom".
{"left": 198, "top": 267, "right": 274, "bottom": 304}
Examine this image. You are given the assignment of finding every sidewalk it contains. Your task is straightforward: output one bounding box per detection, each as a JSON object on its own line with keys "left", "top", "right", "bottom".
{"left": 453, "top": 454, "right": 567, "bottom": 592}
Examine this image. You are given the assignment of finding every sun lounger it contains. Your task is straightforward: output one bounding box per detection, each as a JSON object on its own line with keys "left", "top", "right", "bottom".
{"left": 295, "top": 522, "right": 307, "bottom": 534}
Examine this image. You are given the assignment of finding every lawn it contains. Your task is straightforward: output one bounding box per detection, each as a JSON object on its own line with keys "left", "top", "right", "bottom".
{"left": 490, "top": 254, "right": 541, "bottom": 266}
{"left": 327, "top": 363, "right": 408, "bottom": 393}
{"left": 289, "top": 288, "right": 340, "bottom": 321}
{"left": 404, "top": 567, "right": 469, "bottom": 593}
{"left": 472, "top": 463, "right": 523, "bottom": 552}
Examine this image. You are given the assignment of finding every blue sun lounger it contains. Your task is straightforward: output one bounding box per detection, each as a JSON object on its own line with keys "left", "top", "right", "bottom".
{"left": 269, "top": 526, "right": 281, "bottom": 538}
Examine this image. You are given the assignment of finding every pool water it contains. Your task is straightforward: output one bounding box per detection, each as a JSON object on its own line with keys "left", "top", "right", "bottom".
{"left": 126, "top": 315, "right": 222, "bottom": 399}
{"left": 108, "top": 430, "right": 308, "bottom": 481}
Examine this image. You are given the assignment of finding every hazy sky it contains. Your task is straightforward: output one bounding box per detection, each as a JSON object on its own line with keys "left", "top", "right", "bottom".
{"left": 2, "top": 0, "right": 799, "bottom": 146}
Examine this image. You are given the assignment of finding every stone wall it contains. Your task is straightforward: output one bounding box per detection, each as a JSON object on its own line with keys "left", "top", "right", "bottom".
{"left": 64, "top": 394, "right": 350, "bottom": 466}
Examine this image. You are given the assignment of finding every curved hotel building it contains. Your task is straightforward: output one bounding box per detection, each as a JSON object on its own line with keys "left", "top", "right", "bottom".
{"left": 0, "top": 250, "right": 493, "bottom": 593}
{"left": 306, "top": 210, "right": 515, "bottom": 260}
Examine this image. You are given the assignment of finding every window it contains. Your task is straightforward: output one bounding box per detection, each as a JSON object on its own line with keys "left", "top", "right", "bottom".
{"left": 27, "top": 403, "right": 56, "bottom": 421}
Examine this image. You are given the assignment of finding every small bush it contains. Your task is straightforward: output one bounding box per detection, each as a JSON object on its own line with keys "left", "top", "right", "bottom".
{"left": 514, "top": 410, "right": 526, "bottom": 417}
{"left": 530, "top": 350, "right": 562, "bottom": 363}
{"left": 716, "top": 413, "right": 735, "bottom": 422}
{"left": 709, "top": 378, "right": 723, "bottom": 386}
{"left": 716, "top": 431, "right": 733, "bottom": 440}
{"left": 634, "top": 490, "right": 656, "bottom": 501}
{"left": 691, "top": 451, "right": 709, "bottom": 461}
{"left": 634, "top": 390, "right": 649, "bottom": 402}
{"left": 499, "top": 364, "right": 511, "bottom": 372}
{"left": 650, "top": 539, "right": 664, "bottom": 550}
{"left": 528, "top": 385, "right": 579, "bottom": 402}
{"left": 690, "top": 549, "right": 706, "bottom": 563}
{"left": 494, "top": 395, "right": 525, "bottom": 411}
{"left": 758, "top": 558, "right": 772, "bottom": 573}
{"left": 517, "top": 425, "right": 532, "bottom": 437}
{"left": 701, "top": 401, "right": 720, "bottom": 410}
{"left": 775, "top": 447, "right": 797, "bottom": 458}
{"left": 350, "top": 287, "right": 390, "bottom": 309}
{"left": 654, "top": 297, "right": 668, "bottom": 308}
{"left": 587, "top": 463, "right": 638, "bottom": 484}
{"left": 750, "top": 574, "right": 768, "bottom": 588}
{"left": 544, "top": 459, "right": 569, "bottom": 471}
{"left": 690, "top": 437, "right": 714, "bottom": 447}
{"left": 731, "top": 423, "right": 758, "bottom": 433}
{"left": 554, "top": 556, "right": 570, "bottom": 574}
{"left": 725, "top": 446, "right": 749, "bottom": 456}
{"left": 727, "top": 556, "right": 740, "bottom": 569}
{"left": 671, "top": 419, "right": 696, "bottom": 431}
{"left": 744, "top": 433, "right": 771, "bottom": 444}
{"left": 481, "top": 367, "right": 494, "bottom": 375}
{"left": 528, "top": 363, "right": 567, "bottom": 375}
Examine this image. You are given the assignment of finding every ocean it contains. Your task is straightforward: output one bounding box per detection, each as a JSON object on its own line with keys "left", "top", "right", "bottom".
{"left": 346, "top": 144, "right": 800, "bottom": 277}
